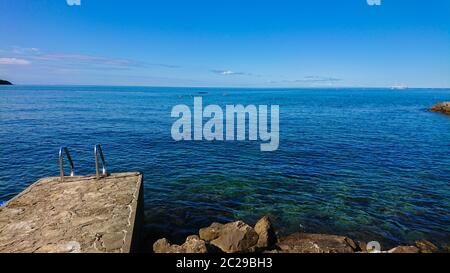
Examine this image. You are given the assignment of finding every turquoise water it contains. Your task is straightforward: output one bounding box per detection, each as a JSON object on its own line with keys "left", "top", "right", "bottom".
{"left": 1, "top": 86, "right": 449, "bottom": 249}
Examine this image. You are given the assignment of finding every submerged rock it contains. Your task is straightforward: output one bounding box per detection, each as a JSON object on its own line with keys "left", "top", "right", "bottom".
{"left": 415, "top": 240, "right": 438, "bottom": 253}
{"left": 429, "top": 102, "right": 450, "bottom": 115}
{"left": 254, "top": 216, "right": 277, "bottom": 249}
{"left": 387, "top": 245, "right": 420, "bottom": 253}
{"left": 443, "top": 245, "right": 450, "bottom": 253}
{"left": 153, "top": 235, "right": 208, "bottom": 253}
{"left": 276, "top": 233, "right": 360, "bottom": 253}
{"left": 209, "top": 221, "right": 259, "bottom": 253}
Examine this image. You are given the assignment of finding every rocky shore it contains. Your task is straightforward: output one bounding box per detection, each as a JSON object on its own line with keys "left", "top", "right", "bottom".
{"left": 429, "top": 102, "right": 450, "bottom": 115}
{"left": 153, "top": 216, "right": 441, "bottom": 254}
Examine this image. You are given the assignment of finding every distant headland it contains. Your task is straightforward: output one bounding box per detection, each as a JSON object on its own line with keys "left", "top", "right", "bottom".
{"left": 429, "top": 102, "right": 450, "bottom": 115}
{"left": 0, "top": 79, "right": 13, "bottom": 85}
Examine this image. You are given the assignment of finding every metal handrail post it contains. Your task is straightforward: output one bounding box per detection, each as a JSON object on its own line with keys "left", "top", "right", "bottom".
{"left": 59, "top": 147, "right": 75, "bottom": 181}
{"left": 94, "top": 144, "right": 107, "bottom": 179}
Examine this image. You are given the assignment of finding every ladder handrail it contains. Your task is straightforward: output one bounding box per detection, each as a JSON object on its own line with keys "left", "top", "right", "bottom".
{"left": 94, "top": 144, "right": 107, "bottom": 179}
{"left": 59, "top": 147, "right": 74, "bottom": 181}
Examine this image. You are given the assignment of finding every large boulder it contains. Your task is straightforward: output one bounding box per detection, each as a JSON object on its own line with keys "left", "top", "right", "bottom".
{"left": 429, "top": 102, "right": 450, "bottom": 115}
{"left": 254, "top": 216, "right": 277, "bottom": 249}
{"left": 209, "top": 221, "right": 259, "bottom": 253}
{"left": 276, "top": 233, "right": 359, "bottom": 253}
{"left": 199, "top": 222, "right": 224, "bottom": 242}
{"left": 153, "top": 235, "right": 208, "bottom": 253}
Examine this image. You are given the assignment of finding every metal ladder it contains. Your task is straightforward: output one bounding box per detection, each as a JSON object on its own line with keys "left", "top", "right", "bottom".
{"left": 59, "top": 144, "right": 108, "bottom": 181}
{"left": 59, "top": 147, "right": 74, "bottom": 181}
{"left": 94, "top": 144, "right": 107, "bottom": 179}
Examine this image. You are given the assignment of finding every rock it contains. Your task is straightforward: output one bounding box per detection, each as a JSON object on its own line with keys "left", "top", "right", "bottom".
{"left": 199, "top": 222, "right": 224, "bottom": 242}
{"left": 443, "top": 245, "right": 450, "bottom": 253}
{"left": 153, "top": 236, "right": 208, "bottom": 253}
{"left": 183, "top": 235, "right": 208, "bottom": 253}
{"left": 429, "top": 102, "right": 450, "bottom": 115}
{"left": 276, "top": 233, "right": 359, "bottom": 253}
{"left": 254, "top": 216, "right": 277, "bottom": 249}
{"left": 0, "top": 79, "right": 12, "bottom": 85}
{"left": 415, "top": 240, "right": 438, "bottom": 253}
{"left": 153, "top": 238, "right": 180, "bottom": 253}
{"left": 388, "top": 246, "right": 420, "bottom": 253}
{"left": 356, "top": 241, "right": 368, "bottom": 252}
{"left": 210, "top": 221, "right": 259, "bottom": 253}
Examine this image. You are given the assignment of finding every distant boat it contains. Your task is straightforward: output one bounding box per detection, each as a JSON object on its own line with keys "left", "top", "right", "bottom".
{"left": 391, "top": 84, "right": 408, "bottom": 90}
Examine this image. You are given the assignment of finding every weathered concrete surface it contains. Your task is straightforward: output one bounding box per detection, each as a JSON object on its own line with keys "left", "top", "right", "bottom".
{"left": 0, "top": 172, "right": 143, "bottom": 253}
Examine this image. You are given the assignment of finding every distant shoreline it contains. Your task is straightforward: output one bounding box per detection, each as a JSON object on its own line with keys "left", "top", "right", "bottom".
{"left": 0, "top": 80, "right": 12, "bottom": 85}
{"left": 1, "top": 84, "right": 450, "bottom": 90}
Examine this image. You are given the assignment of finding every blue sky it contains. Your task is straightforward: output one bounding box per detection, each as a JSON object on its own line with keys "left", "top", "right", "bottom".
{"left": 0, "top": 0, "right": 449, "bottom": 87}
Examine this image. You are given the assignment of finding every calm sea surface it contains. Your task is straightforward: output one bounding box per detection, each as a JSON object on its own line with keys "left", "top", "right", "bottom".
{"left": 1, "top": 86, "right": 449, "bottom": 249}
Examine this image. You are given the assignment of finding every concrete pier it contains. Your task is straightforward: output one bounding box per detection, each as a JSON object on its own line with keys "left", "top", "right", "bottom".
{"left": 0, "top": 172, "right": 143, "bottom": 253}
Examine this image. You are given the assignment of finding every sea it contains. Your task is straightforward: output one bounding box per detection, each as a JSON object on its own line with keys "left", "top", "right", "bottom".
{"left": 1, "top": 85, "right": 449, "bottom": 249}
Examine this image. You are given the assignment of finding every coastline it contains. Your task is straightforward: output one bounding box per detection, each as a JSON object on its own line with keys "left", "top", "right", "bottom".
{"left": 152, "top": 216, "right": 445, "bottom": 254}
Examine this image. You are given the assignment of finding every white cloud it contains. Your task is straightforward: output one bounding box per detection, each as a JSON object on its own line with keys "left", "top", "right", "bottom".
{"left": 34, "top": 53, "right": 135, "bottom": 66}
{"left": 270, "top": 76, "right": 342, "bottom": 84}
{"left": 221, "top": 70, "right": 235, "bottom": 75}
{"left": 12, "top": 47, "right": 40, "bottom": 55}
{"left": 1, "top": 46, "right": 181, "bottom": 70}
{"left": 212, "top": 69, "right": 246, "bottom": 76}
{"left": 0, "top": 58, "right": 31, "bottom": 65}
{"left": 301, "top": 76, "right": 342, "bottom": 82}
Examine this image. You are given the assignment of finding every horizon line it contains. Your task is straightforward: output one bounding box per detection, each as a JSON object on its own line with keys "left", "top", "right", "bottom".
{"left": 2, "top": 83, "right": 450, "bottom": 90}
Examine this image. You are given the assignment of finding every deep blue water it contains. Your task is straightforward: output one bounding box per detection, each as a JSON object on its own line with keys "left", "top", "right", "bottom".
{"left": 1, "top": 86, "right": 449, "bottom": 249}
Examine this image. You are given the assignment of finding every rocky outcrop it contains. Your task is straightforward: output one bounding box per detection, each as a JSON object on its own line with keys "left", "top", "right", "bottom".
{"left": 276, "top": 233, "right": 360, "bottom": 253}
{"left": 153, "top": 235, "right": 208, "bottom": 253}
{"left": 429, "top": 102, "right": 450, "bottom": 115}
{"left": 254, "top": 216, "right": 277, "bottom": 249}
{"left": 152, "top": 216, "right": 444, "bottom": 254}
{"left": 208, "top": 221, "right": 259, "bottom": 253}
{"left": 0, "top": 79, "right": 12, "bottom": 85}
{"left": 155, "top": 217, "right": 271, "bottom": 254}
{"left": 197, "top": 218, "right": 276, "bottom": 253}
